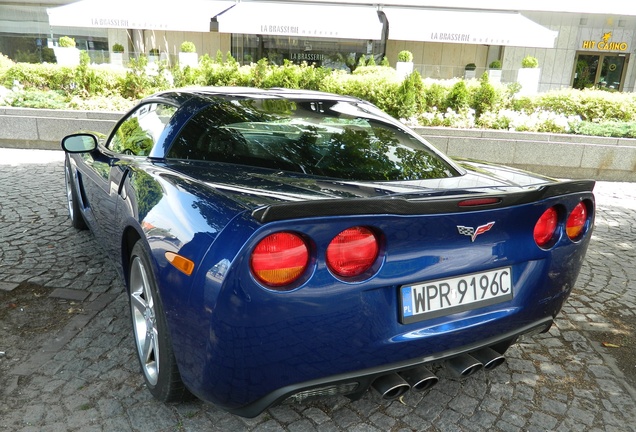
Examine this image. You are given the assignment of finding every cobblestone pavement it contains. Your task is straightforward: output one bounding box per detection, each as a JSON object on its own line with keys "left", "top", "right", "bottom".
{"left": 1, "top": 148, "right": 635, "bottom": 432}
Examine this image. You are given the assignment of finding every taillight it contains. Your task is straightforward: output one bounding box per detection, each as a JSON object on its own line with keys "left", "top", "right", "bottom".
{"left": 534, "top": 207, "right": 559, "bottom": 248}
{"left": 250, "top": 232, "right": 309, "bottom": 288}
{"left": 327, "top": 226, "right": 379, "bottom": 278}
{"left": 567, "top": 202, "right": 588, "bottom": 240}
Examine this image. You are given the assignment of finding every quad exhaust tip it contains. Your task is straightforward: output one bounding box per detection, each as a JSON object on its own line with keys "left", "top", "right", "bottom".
{"left": 470, "top": 347, "right": 506, "bottom": 371}
{"left": 371, "top": 373, "right": 411, "bottom": 400}
{"left": 399, "top": 366, "right": 439, "bottom": 392}
{"left": 446, "top": 353, "right": 484, "bottom": 378}
{"left": 372, "top": 347, "right": 506, "bottom": 399}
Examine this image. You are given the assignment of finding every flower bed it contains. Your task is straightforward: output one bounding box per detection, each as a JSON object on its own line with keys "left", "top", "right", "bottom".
{"left": 2, "top": 51, "right": 636, "bottom": 138}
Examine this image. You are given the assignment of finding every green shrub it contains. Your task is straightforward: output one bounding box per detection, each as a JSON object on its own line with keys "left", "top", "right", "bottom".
{"left": 2, "top": 62, "right": 75, "bottom": 92}
{"left": 471, "top": 72, "right": 498, "bottom": 118}
{"left": 112, "top": 43, "right": 124, "bottom": 53}
{"left": 356, "top": 55, "right": 366, "bottom": 69}
{"left": 397, "top": 50, "right": 413, "bottom": 62}
{"left": 380, "top": 56, "right": 390, "bottom": 67}
{"left": 395, "top": 71, "right": 424, "bottom": 119}
{"left": 180, "top": 41, "right": 196, "bottom": 53}
{"left": 423, "top": 82, "right": 451, "bottom": 111}
{"left": 149, "top": 48, "right": 159, "bottom": 56}
{"left": 215, "top": 50, "right": 224, "bottom": 64}
{"left": 197, "top": 54, "right": 243, "bottom": 87}
{"left": 447, "top": 80, "right": 470, "bottom": 112}
{"left": 465, "top": 63, "right": 477, "bottom": 71}
{"left": 58, "top": 36, "right": 76, "bottom": 48}
{"left": 10, "top": 89, "right": 68, "bottom": 109}
{"left": 571, "top": 120, "right": 636, "bottom": 138}
{"left": 261, "top": 60, "right": 303, "bottom": 89}
{"left": 489, "top": 60, "right": 502, "bottom": 69}
{"left": 319, "top": 70, "right": 402, "bottom": 117}
{"left": 521, "top": 56, "right": 539, "bottom": 68}
{"left": 367, "top": 55, "right": 376, "bottom": 66}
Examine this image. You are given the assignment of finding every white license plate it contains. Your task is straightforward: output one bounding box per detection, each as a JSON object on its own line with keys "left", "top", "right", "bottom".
{"left": 400, "top": 267, "right": 513, "bottom": 324}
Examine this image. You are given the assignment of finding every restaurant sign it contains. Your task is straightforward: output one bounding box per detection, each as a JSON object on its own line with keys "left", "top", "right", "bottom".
{"left": 581, "top": 32, "right": 629, "bottom": 52}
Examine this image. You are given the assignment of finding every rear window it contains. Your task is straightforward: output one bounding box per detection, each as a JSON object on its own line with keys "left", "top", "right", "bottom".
{"left": 167, "top": 97, "right": 458, "bottom": 181}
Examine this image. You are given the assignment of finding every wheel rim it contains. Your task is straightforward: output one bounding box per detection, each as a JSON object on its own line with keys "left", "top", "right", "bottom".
{"left": 65, "top": 165, "right": 75, "bottom": 220}
{"left": 130, "top": 256, "right": 160, "bottom": 386}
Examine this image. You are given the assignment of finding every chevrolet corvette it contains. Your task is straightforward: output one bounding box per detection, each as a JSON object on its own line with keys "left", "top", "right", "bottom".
{"left": 61, "top": 87, "right": 595, "bottom": 417}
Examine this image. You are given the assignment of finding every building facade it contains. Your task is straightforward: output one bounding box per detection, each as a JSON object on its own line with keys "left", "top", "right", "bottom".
{"left": 1, "top": 0, "right": 635, "bottom": 92}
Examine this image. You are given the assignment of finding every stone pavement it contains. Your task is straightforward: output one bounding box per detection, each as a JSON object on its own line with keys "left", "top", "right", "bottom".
{"left": 0, "top": 148, "right": 635, "bottom": 432}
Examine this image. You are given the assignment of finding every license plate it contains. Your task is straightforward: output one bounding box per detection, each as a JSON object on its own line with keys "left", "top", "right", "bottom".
{"left": 400, "top": 267, "right": 513, "bottom": 324}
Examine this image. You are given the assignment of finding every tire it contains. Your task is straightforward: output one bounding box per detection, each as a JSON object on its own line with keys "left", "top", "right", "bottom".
{"left": 128, "top": 241, "right": 191, "bottom": 402}
{"left": 64, "top": 157, "right": 88, "bottom": 230}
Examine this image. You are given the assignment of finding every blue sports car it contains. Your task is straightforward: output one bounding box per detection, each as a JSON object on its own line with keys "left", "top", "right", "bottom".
{"left": 62, "top": 87, "right": 594, "bottom": 417}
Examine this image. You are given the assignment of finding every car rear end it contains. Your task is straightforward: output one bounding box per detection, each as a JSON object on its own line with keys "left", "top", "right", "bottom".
{"left": 173, "top": 180, "right": 594, "bottom": 416}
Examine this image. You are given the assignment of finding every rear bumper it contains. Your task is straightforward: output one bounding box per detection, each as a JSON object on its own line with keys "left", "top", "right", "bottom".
{"left": 227, "top": 317, "right": 553, "bottom": 417}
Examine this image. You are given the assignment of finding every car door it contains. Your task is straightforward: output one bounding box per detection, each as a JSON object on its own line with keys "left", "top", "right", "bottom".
{"left": 74, "top": 102, "right": 177, "bottom": 253}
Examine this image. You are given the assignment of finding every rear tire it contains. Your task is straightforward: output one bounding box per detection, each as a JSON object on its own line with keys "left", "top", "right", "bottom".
{"left": 64, "top": 157, "right": 88, "bottom": 230}
{"left": 128, "top": 241, "right": 191, "bottom": 402}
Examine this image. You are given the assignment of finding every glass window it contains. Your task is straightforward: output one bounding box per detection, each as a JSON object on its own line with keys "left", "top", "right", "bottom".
{"left": 109, "top": 103, "right": 177, "bottom": 156}
{"left": 232, "top": 34, "right": 385, "bottom": 72}
{"left": 168, "top": 97, "right": 458, "bottom": 181}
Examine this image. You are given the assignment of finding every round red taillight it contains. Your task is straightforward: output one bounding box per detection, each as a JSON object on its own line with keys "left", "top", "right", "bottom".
{"left": 250, "top": 232, "right": 309, "bottom": 288}
{"left": 534, "top": 207, "right": 559, "bottom": 248}
{"left": 326, "top": 226, "right": 379, "bottom": 278}
{"left": 566, "top": 202, "right": 588, "bottom": 240}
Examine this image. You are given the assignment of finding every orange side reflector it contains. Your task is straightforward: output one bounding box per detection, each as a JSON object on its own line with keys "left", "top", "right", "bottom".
{"left": 165, "top": 252, "right": 195, "bottom": 276}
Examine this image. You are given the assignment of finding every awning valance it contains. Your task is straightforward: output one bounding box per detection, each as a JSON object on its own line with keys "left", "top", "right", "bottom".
{"left": 47, "top": 0, "right": 235, "bottom": 32}
{"left": 214, "top": 2, "right": 384, "bottom": 40}
{"left": 382, "top": 8, "right": 557, "bottom": 48}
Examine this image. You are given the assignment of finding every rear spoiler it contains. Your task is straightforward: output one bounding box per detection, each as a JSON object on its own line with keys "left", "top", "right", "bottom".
{"left": 251, "top": 180, "right": 595, "bottom": 223}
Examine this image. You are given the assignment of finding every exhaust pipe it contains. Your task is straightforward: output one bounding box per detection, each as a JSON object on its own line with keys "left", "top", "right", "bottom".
{"left": 446, "top": 354, "right": 483, "bottom": 378}
{"left": 371, "top": 373, "right": 410, "bottom": 400}
{"left": 470, "top": 347, "right": 506, "bottom": 371}
{"left": 399, "top": 366, "right": 439, "bottom": 392}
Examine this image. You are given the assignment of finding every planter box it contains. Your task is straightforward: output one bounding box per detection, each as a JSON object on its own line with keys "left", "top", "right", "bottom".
{"left": 54, "top": 47, "right": 80, "bottom": 67}
{"left": 111, "top": 52, "right": 124, "bottom": 67}
{"left": 488, "top": 69, "right": 502, "bottom": 83}
{"left": 464, "top": 69, "right": 476, "bottom": 80}
{"left": 148, "top": 54, "right": 160, "bottom": 63}
{"left": 517, "top": 68, "right": 541, "bottom": 95}
{"left": 396, "top": 61, "right": 413, "bottom": 80}
{"left": 179, "top": 52, "right": 198, "bottom": 68}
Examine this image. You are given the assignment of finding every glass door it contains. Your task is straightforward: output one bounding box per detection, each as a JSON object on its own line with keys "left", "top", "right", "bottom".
{"left": 599, "top": 55, "right": 626, "bottom": 90}
{"left": 573, "top": 53, "right": 628, "bottom": 91}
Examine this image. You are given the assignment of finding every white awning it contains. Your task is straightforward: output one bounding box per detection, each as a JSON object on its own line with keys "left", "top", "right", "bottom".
{"left": 47, "top": 0, "right": 235, "bottom": 32}
{"left": 214, "top": 2, "right": 383, "bottom": 40}
{"left": 382, "top": 8, "right": 558, "bottom": 48}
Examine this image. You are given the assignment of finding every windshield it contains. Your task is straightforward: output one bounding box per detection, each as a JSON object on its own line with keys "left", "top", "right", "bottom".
{"left": 167, "top": 97, "right": 458, "bottom": 181}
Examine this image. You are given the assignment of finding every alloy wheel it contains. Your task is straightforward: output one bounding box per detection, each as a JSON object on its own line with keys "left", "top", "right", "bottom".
{"left": 130, "top": 256, "right": 160, "bottom": 386}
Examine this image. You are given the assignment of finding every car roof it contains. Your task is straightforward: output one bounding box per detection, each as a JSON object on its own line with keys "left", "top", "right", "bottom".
{"left": 150, "top": 86, "right": 364, "bottom": 107}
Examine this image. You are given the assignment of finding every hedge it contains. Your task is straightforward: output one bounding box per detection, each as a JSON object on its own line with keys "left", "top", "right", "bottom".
{"left": 2, "top": 53, "right": 636, "bottom": 137}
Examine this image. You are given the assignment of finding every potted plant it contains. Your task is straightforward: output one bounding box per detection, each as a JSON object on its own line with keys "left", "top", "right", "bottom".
{"left": 148, "top": 48, "right": 160, "bottom": 63}
{"left": 179, "top": 41, "right": 198, "bottom": 68}
{"left": 396, "top": 50, "right": 413, "bottom": 80}
{"left": 54, "top": 36, "right": 80, "bottom": 66}
{"left": 488, "top": 60, "right": 502, "bottom": 83}
{"left": 111, "top": 43, "right": 125, "bottom": 67}
{"left": 464, "top": 63, "right": 477, "bottom": 79}
{"left": 518, "top": 55, "right": 540, "bottom": 95}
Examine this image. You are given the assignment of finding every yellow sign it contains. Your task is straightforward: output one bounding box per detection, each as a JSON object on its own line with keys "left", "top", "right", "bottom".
{"left": 582, "top": 32, "right": 629, "bottom": 51}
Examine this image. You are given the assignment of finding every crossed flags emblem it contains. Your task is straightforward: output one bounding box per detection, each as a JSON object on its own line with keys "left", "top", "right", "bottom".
{"left": 457, "top": 222, "right": 495, "bottom": 242}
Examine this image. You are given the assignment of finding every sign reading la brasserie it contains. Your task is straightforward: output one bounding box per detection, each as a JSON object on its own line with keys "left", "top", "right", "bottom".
{"left": 582, "top": 32, "right": 628, "bottom": 51}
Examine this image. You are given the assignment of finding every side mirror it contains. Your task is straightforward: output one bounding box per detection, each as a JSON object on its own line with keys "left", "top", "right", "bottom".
{"left": 61, "top": 134, "right": 97, "bottom": 153}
